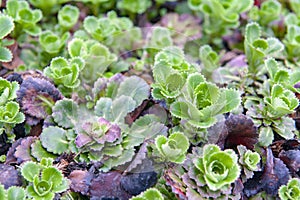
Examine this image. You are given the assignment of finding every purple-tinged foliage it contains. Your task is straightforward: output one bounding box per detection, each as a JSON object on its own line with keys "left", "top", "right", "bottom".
{"left": 75, "top": 117, "right": 121, "bottom": 149}
{"left": 17, "top": 77, "right": 63, "bottom": 124}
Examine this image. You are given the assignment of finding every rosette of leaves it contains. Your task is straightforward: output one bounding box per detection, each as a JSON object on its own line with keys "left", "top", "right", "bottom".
{"left": 83, "top": 11, "right": 134, "bottom": 44}
{"left": 0, "top": 78, "right": 19, "bottom": 106}
{"left": 0, "top": 185, "right": 26, "bottom": 200}
{"left": 0, "top": 102, "right": 25, "bottom": 125}
{"left": 95, "top": 75, "right": 150, "bottom": 124}
{"left": 248, "top": 0, "right": 281, "bottom": 26}
{"left": 244, "top": 22, "right": 284, "bottom": 75}
{"left": 44, "top": 57, "right": 85, "bottom": 95}
{"left": 117, "top": 0, "right": 152, "bottom": 14}
{"left": 29, "top": 0, "right": 61, "bottom": 14}
{"left": 283, "top": 24, "right": 300, "bottom": 61}
{"left": 17, "top": 77, "right": 64, "bottom": 125}
{"left": 39, "top": 30, "right": 70, "bottom": 55}
{"left": 58, "top": 5, "right": 80, "bottom": 31}
{"left": 75, "top": 117, "right": 122, "bottom": 162}
{"left": 68, "top": 38, "right": 117, "bottom": 83}
{"left": 237, "top": 145, "right": 260, "bottom": 181}
{"left": 170, "top": 73, "right": 240, "bottom": 128}
{"left": 151, "top": 47, "right": 197, "bottom": 101}
{"left": 194, "top": 144, "right": 240, "bottom": 191}
{"left": 155, "top": 132, "right": 189, "bottom": 164}
{"left": 278, "top": 178, "right": 300, "bottom": 200}
{"left": 0, "top": 14, "right": 14, "bottom": 62}
{"left": 146, "top": 27, "right": 173, "bottom": 57}
{"left": 199, "top": 45, "right": 220, "bottom": 80}
{"left": 187, "top": 0, "right": 253, "bottom": 45}
{"left": 21, "top": 158, "right": 69, "bottom": 200}
{"left": 130, "top": 188, "right": 164, "bottom": 200}
{"left": 157, "top": 13, "right": 201, "bottom": 47}
{"left": 5, "top": 0, "right": 42, "bottom": 37}
{"left": 245, "top": 58, "right": 299, "bottom": 146}
{"left": 264, "top": 84, "right": 298, "bottom": 119}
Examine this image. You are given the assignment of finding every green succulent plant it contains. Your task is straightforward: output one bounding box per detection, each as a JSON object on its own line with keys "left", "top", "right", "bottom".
{"left": 0, "top": 185, "right": 26, "bottom": 200}
{"left": 170, "top": 73, "right": 240, "bottom": 128}
{"left": 5, "top": 0, "right": 42, "bottom": 37}
{"left": 0, "top": 101, "right": 25, "bottom": 125}
{"left": 279, "top": 178, "right": 300, "bottom": 200}
{"left": 0, "top": 78, "right": 19, "bottom": 106}
{"left": 0, "top": 14, "right": 14, "bottom": 62}
{"left": 155, "top": 132, "right": 189, "bottom": 164}
{"left": 194, "top": 144, "right": 241, "bottom": 191}
{"left": 117, "top": 0, "right": 152, "bottom": 14}
{"left": 58, "top": 4, "right": 80, "bottom": 31}
{"left": 44, "top": 56, "right": 85, "bottom": 95}
{"left": 39, "top": 30, "right": 70, "bottom": 55}
{"left": 21, "top": 158, "right": 69, "bottom": 200}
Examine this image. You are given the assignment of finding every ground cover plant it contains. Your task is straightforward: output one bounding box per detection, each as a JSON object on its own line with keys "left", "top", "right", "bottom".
{"left": 0, "top": 0, "right": 300, "bottom": 199}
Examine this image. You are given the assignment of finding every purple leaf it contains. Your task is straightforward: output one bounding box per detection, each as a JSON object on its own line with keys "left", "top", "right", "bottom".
{"left": 0, "top": 164, "right": 22, "bottom": 189}
{"left": 68, "top": 170, "right": 94, "bottom": 195}
{"left": 279, "top": 150, "right": 300, "bottom": 174}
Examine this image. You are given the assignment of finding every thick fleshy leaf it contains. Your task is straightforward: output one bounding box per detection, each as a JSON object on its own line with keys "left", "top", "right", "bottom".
{"left": 21, "top": 161, "right": 40, "bottom": 182}
{"left": 0, "top": 15, "right": 14, "bottom": 39}
{"left": 52, "top": 99, "right": 79, "bottom": 128}
{"left": 117, "top": 76, "right": 150, "bottom": 106}
{"left": 7, "top": 186, "right": 25, "bottom": 200}
{"left": 40, "top": 126, "right": 69, "bottom": 154}
{"left": 0, "top": 46, "right": 13, "bottom": 62}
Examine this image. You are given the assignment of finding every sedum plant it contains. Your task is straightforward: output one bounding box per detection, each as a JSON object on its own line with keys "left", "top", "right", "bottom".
{"left": 245, "top": 58, "right": 299, "bottom": 146}
{"left": 68, "top": 38, "right": 117, "bottom": 83}
{"left": 39, "top": 30, "right": 70, "bottom": 55}
{"left": 249, "top": 0, "right": 281, "bottom": 27}
{"left": 151, "top": 46, "right": 197, "bottom": 102}
{"left": 194, "top": 144, "right": 240, "bottom": 191}
{"left": 278, "top": 178, "right": 300, "bottom": 200}
{"left": 283, "top": 24, "right": 300, "bottom": 61}
{"left": 0, "top": 185, "right": 26, "bottom": 200}
{"left": 130, "top": 188, "right": 164, "bottom": 200}
{"left": 188, "top": 0, "right": 253, "bottom": 45}
{"left": 244, "top": 22, "right": 284, "bottom": 76}
{"left": 0, "top": 14, "right": 14, "bottom": 62}
{"left": 117, "top": 0, "right": 152, "bottom": 14}
{"left": 57, "top": 4, "right": 80, "bottom": 31}
{"left": 155, "top": 132, "right": 189, "bottom": 164}
{"left": 44, "top": 56, "right": 85, "bottom": 95}
{"left": 5, "top": 0, "right": 42, "bottom": 37}
{"left": 170, "top": 73, "right": 240, "bottom": 128}
{"left": 0, "top": 78, "right": 19, "bottom": 106}
{"left": 237, "top": 145, "right": 260, "bottom": 180}
{"left": 21, "top": 158, "right": 69, "bottom": 200}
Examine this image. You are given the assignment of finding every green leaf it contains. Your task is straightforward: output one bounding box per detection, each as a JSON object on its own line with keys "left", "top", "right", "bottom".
{"left": 0, "top": 15, "right": 14, "bottom": 39}
{"left": 130, "top": 188, "right": 164, "bottom": 200}
{"left": 112, "top": 96, "right": 136, "bottom": 123}
{"left": 41, "top": 167, "right": 63, "bottom": 186}
{"left": 0, "top": 46, "right": 13, "bottom": 62}
{"left": 7, "top": 186, "right": 25, "bottom": 200}
{"left": 52, "top": 178, "right": 69, "bottom": 193}
{"left": 95, "top": 97, "right": 113, "bottom": 120}
{"left": 0, "top": 184, "right": 6, "bottom": 199}
{"left": 40, "top": 126, "right": 69, "bottom": 154}
{"left": 68, "top": 38, "right": 86, "bottom": 57}
{"left": 21, "top": 161, "right": 41, "bottom": 182}
{"left": 123, "top": 114, "right": 168, "bottom": 147}
{"left": 245, "top": 22, "right": 261, "bottom": 44}
{"left": 58, "top": 5, "right": 79, "bottom": 29}
{"left": 117, "top": 76, "right": 150, "bottom": 106}
{"left": 52, "top": 99, "right": 79, "bottom": 128}
{"left": 31, "top": 140, "right": 57, "bottom": 161}
{"left": 258, "top": 126, "right": 274, "bottom": 146}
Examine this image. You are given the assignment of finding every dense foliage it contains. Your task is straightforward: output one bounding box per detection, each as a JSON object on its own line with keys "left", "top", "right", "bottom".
{"left": 0, "top": 0, "right": 300, "bottom": 199}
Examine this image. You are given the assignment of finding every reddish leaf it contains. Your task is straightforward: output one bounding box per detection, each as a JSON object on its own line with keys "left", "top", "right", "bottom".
{"left": 69, "top": 170, "right": 94, "bottom": 195}
{"left": 17, "top": 77, "right": 63, "bottom": 123}
{"left": 14, "top": 136, "right": 37, "bottom": 163}
{"left": 89, "top": 171, "right": 131, "bottom": 200}
{"left": 279, "top": 150, "right": 300, "bottom": 174}
{"left": 224, "top": 114, "right": 258, "bottom": 150}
